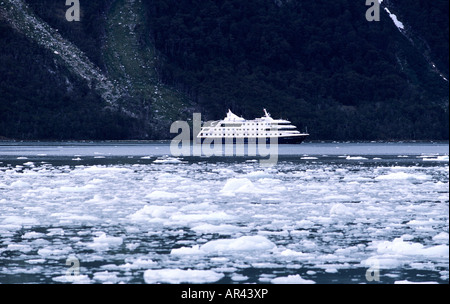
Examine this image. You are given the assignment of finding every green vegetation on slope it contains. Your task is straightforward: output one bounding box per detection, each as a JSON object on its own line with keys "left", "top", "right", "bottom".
{"left": 103, "top": 0, "right": 195, "bottom": 138}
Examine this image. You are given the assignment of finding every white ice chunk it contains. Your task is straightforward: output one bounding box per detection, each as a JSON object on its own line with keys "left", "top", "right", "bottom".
{"left": 220, "top": 177, "right": 272, "bottom": 195}
{"left": 7, "top": 244, "right": 33, "bottom": 252}
{"left": 346, "top": 156, "right": 367, "bottom": 160}
{"left": 433, "top": 232, "right": 449, "bottom": 244}
{"left": 330, "top": 203, "right": 353, "bottom": 216}
{"left": 120, "top": 258, "right": 158, "bottom": 270}
{"left": 145, "top": 190, "right": 179, "bottom": 200}
{"left": 221, "top": 178, "right": 256, "bottom": 194}
{"left": 129, "top": 205, "right": 176, "bottom": 222}
{"left": 10, "top": 180, "right": 31, "bottom": 188}
{"left": 271, "top": 274, "right": 315, "bottom": 284}
{"left": 153, "top": 157, "right": 184, "bottom": 164}
{"left": 38, "top": 247, "right": 71, "bottom": 258}
{"left": 375, "top": 172, "right": 429, "bottom": 180}
{"left": 394, "top": 280, "right": 438, "bottom": 284}
{"left": 143, "top": 269, "right": 224, "bottom": 284}
{"left": 93, "top": 271, "right": 119, "bottom": 283}
{"left": 2, "top": 216, "right": 38, "bottom": 226}
{"left": 170, "top": 236, "right": 276, "bottom": 255}
{"left": 376, "top": 238, "right": 448, "bottom": 258}
{"left": 191, "top": 224, "right": 242, "bottom": 235}
{"left": 83, "top": 166, "right": 132, "bottom": 174}
{"left": 22, "top": 232, "right": 45, "bottom": 239}
{"left": 244, "top": 171, "right": 273, "bottom": 179}
{"left": 231, "top": 274, "right": 249, "bottom": 281}
{"left": 171, "top": 245, "right": 204, "bottom": 255}
{"left": 52, "top": 275, "right": 92, "bottom": 284}
{"left": 171, "top": 211, "right": 233, "bottom": 223}
{"left": 423, "top": 155, "right": 449, "bottom": 162}
{"left": 200, "top": 235, "right": 276, "bottom": 253}
{"left": 280, "top": 249, "right": 310, "bottom": 258}
{"left": 87, "top": 233, "right": 123, "bottom": 251}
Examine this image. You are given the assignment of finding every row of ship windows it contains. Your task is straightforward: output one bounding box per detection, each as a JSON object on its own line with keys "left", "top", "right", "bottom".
{"left": 203, "top": 128, "right": 280, "bottom": 131}
{"left": 222, "top": 122, "right": 271, "bottom": 126}
{"left": 201, "top": 133, "right": 284, "bottom": 136}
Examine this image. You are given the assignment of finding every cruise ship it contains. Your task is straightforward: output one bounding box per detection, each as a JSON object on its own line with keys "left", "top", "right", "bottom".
{"left": 196, "top": 109, "right": 309, "bottom": 144}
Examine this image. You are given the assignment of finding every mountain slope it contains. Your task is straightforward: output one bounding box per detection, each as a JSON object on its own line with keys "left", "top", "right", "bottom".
{"left": 0, "top": 0, "right": 194, "bottom": 139}
{"left": 1, "top": 0, "right": 121, "bottom": 104}
{"left": 145, "top": 0, "right": 448, "bottom": 140}
{"left": 0, "top": 0, "right": 448, "bottom": 140}
{"left": 102, "top": 0, "right": 194, "bottom": 137}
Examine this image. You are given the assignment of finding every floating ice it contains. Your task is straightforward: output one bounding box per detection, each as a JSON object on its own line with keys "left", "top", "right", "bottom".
{"left": 329, "top": 203, "right": 354, "bottom": 216}
{"left": 200, "top": 236, "right": 276, "bottom": 253}
{"left": 171, "top": 235, "right": 276, "bottom": 255}
{"left": 128, "top": 205, "right": 176, "bottom": 222}
{"left": 6, "top": 244, "right": 33, "bottom": 253}
{"left": 38, "top": 247, "right": 71, "bottom": 258}
{"left": 9, "top": 180, "right": 31, "bottom": 188}
{"left": 2, "top": 216, "right": 38, "bottom": 226}
{"left": 375, "top": 172, "right": 429, "bottom": 180}
{"left": 87, "top": 233, "right": 123, "bottom": 251}
{"left": 145, "top": 190, "right": 179, "bottom": 200}
{"left": 83, "top": 166, "right": 132, "bottom": 174}
{"left": 191, "top": 224, "right": 242, "bottom": 235}
{"left": 221, "top": 178, "right": 256, "bottom": 194}
{"left": 362, "top": 237, "right": 449, "bottom": 270}
{"left": 0, "top": 142, "right": 448, "bottom": 283}
{"left": 50, "top": 213, "right": 99, "bottom": 223}
{"left": 143, "top": 269, "right": 224, "bottom": 284}
{"left": 394, "top": 280, "right": 438, "bottom": 284}
{"left": 93, "top": 271, "right": 120, "bottom": 283}
{"left": 119, "top": 258, "right": 158, "bottom": 270}
{"left": 279, "top": 249, "right": 310, "bottom": 258}
{"left": 433, "top": 232, "right": 449, "bottom": 244}
{"left": 231, "top": 274, "right": 249, "bottom": 282}
{"left": 244, "top": 170, "right": 273, "bottom": 179}
{"left": 53, "top": 274, "right": 92, "bottom": 284}
{"left": 271, "top": 274, "right": 315, "bottom": 284}
{"left": 171, "top": 211, "right": 233, "bottom": 223}
{"left": 346, "top": 156, "right": 368, "bottom": 160}
{"left": 22, "top": 232, "right": 45, "bottom": 239}
{"left": 153, "top": 156, "right": 184, "bottom": 164}
{"left": 220, "top": 177, "right": 273, "bottom": 195}
{"left": 171, "top": 245, "right": 203, "bottom": 255}
{"left": 423, "top": 156, "right": 449, "bottom": 162}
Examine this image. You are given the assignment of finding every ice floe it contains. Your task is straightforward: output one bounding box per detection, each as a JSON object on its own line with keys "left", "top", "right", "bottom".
{"left": 143, "top": 269, "right": 224, "bottom": 284}
{"left": 271, "top": 274, "right": 315, "bottom": 284}
{"left": 171, "top": 236, "right": 276, "bottom": 255}
{"left": 86, "top": 233, "right": 123, "bottom": 251}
